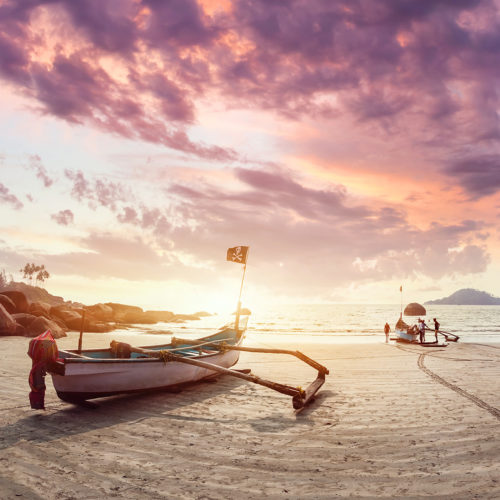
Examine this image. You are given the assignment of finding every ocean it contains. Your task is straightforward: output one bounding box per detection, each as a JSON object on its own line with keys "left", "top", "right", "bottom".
{"left": 120, "top": 304, "right": 500, "bottom": 344}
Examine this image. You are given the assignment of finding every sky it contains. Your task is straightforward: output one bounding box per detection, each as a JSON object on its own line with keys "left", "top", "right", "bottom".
{"left": 0, "top": 0, "right": 499, "bottom": 313}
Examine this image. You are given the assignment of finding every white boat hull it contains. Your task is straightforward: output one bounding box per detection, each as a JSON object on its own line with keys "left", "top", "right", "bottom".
{"left": 50, "top": 331, "right": 244, "bottom": 401}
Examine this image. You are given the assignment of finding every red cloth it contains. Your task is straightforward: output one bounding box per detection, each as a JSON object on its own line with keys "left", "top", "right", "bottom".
{"left": 27, "top": 330, "right": 59, "bottom": 410}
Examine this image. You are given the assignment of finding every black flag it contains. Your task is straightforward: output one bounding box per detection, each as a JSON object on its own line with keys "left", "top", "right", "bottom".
{"left": 227, "top": 246, "right": 249, "bottom": 264}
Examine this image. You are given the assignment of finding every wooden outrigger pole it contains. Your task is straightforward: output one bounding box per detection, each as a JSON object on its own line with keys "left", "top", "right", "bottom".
{"left": 425, "top": 327, "right": 459, "bottom": 342}
{"left": 113, "top": 341, "right": 329, "bottom": 409}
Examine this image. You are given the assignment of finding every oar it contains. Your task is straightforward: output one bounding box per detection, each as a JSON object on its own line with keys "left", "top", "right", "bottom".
{"left": 110, "top": 341, "right": 325, "bottom": 409}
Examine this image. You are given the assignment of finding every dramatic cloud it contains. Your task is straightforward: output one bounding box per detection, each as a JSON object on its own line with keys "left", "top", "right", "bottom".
{"left": 162, "top": 167, "right": 489, "bottom": 293}
{"left": 51, "top": 209, "right": 74, "bottom": 226}
{"left": 0, "top": 183, "right": 23, "bottom": 210}
{"left": 0, "top": 1, "right": 498, "bottom": 304}
{"left": 445, "top": 154, "right": 500, "bottom": 198}
{"left": 0, "top": 0, "right": 497, "bottom": 173}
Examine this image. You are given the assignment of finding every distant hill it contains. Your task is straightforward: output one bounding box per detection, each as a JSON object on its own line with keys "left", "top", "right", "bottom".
{"left": 0, "top": 281, "right": 67, "bottom": 306}
{"left": 425, "top": 288, "right": 500, "bottom": 305}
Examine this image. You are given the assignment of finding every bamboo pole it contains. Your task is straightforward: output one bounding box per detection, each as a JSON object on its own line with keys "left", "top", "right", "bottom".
{"left": 117, "top": 342, "right": 304, "bottom": 399}
{"left": 170, "top": 338, "right": 329, "bottom": 374}
{"left": 78, "top": 310, "right": 86, "bottom": 354}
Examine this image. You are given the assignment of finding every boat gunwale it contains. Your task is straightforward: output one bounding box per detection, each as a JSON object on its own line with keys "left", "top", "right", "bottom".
{"left": 58, "top": 327, "right": 244, "bottom": 364}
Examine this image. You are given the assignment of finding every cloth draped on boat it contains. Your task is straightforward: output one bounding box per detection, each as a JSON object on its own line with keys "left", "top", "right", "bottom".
{"left": 28, "top": 330, "right": 59, "bottom": 409}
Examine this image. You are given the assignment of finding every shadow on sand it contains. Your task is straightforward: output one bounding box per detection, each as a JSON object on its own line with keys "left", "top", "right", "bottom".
{"left": 0, "top": 376, "right": 334, "bottom": 450}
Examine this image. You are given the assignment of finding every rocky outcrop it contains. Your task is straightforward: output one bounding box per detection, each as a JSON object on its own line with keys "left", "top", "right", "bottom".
{"left": 85, "top": 303, "right": 114, "bottom": 322}
{"left": 28, "top": 301, "right": 52, "bottom": 317}
{"left": 0, "top": 304, "right": 17, "bottom": 335}
{"left": 193, "top": 311, "right": 213, "bottom": 317}
{"left": 0, "top": 282, "right": 64, "bottom": 305}
{"left": 145, "top": 310, "right": 175, "bottom": 322}
{"left": 28, "top": 316, "right": 67, "bottom": 339}
{"left": 12, "top": 313, "right": 38, "bottom": 328}
{"left": 0, "top": 294, "right": 16, "bottom": 314}
{"left": 105, "top": 303, "right": 143, "bottom": 321}
{"left": 0, "top": 283, "right": 212, "bottom": 337}
{"left": 0, "top": 291, "right": 29, "bottom": 313}
{"left": 120, "top": 311, "right": 158, "bottom": 324}
{"left": 171, "top": 314, "right": 201, "bottom": 322}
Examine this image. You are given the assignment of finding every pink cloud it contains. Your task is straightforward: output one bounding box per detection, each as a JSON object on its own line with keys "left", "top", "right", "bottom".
{"left": 51, "top": 209, "right": 74, "bottom": 226}
{"left": 28, "top": 155, "right": 54, "bottom": 188}
{"left": 0, "top": 183, "right": 23, "bottom": 210}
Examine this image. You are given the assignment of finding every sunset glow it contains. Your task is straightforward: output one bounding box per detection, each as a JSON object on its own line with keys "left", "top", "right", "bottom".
{"left": 1, "top": 0, "right": 499, "bottom": 311}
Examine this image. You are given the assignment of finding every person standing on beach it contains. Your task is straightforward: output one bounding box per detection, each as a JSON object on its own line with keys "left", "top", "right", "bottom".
{"left": 418, "top": 319, "right": 426, "bottom": 343}
{"left": 384, "top": 322, "right": 391, "bottom": 343}
{"left": 433, "top": 318, "right": 440, "bottom": 342}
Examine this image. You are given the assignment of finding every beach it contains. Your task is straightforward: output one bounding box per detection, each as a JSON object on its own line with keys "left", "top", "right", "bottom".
{"left": 1, "top": 333, "right": 499, "bottom": 499}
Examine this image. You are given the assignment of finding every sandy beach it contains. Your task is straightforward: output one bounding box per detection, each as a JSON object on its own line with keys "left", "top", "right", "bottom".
{"left": 1, "top": 333, "right": 499, "bottom": 499}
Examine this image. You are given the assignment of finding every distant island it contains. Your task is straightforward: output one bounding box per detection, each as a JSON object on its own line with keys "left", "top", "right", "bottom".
{"left": 425, "top": 288, "right": 500, "bottom": 305}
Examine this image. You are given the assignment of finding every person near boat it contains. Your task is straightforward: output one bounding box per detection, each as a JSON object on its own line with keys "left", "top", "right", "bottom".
{"left": 384, "top": 322, "right": 391, "bottom": 343}
{"left": 433, "top": 318, "right": 440, "bottom": 342}
{"left": 418, "top": 319, "right": 427, "bottom": 343}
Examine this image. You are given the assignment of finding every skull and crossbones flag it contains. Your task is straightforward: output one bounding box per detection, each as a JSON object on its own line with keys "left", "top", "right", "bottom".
{"left": 227, "top": 246, "right": 249, "bottom": 264}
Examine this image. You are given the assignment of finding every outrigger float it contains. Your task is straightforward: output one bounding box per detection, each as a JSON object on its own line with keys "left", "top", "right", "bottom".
{"left": 39, "top": 246, "right": 329, "bottom": 410}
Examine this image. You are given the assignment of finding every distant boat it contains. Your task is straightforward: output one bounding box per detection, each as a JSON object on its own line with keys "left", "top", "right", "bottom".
{"left": 393, "top": 315, "right": 448, "bottom": 347}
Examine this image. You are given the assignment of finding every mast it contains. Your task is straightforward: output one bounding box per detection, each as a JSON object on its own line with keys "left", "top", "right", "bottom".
{"left": 235, "top": 249, "right": 249, "bottom": 331}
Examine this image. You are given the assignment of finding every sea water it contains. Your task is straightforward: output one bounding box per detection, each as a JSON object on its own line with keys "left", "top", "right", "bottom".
{"left": 129, "top": 304, "right": 500, "bottom": 344}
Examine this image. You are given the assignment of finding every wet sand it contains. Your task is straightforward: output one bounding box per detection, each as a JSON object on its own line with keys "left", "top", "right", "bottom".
{"left": 1, "top": 333, "right": 499, "bottom": 499}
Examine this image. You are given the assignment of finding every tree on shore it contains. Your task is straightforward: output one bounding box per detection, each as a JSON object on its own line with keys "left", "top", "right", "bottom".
{"left": 36, "top": 265, "right": 50, "bottom": 286}
{"left": 19, "top": 263, "right": 50, "bottom": 287}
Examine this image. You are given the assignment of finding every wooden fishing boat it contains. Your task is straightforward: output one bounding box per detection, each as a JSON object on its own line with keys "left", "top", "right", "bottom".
{"left": 47, "top": 320, "right": 247, "bottom": 403}
{"left": 40, "top": 246, "right": 328, "bottom": 409}
{"left": 393, "top": 316, "right": 448, "bottom": 347}
{"left": 47, "top": 312, "right": 328, "bottom": 409}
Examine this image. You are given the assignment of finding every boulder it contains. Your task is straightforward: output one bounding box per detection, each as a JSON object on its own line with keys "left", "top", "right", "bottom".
{"left": 28, "top": 301, "right": 52, "bottom": 317}
{"left": 12, "top": 313, "right": 38, "bottom": 328}
{"left": 0, "top": 291, "right": 29, "bottom": 313}
{"left": 26, "top": 316, "right": 66, "bottom": 339}
{"left": 14, "top": 323, "right": 27, "bottom": 336}
{"left": 121, "top": 311, "right": 157, "bottom": 324}
{"left": 0, "top": 294, "right": 16, "bottom": 314}
{"left": 0, "top": 303, "right": 17, "bottom": 335}
{"left": 172, "top": 314, "right": 201, "bottom": 321}
{"left": 50, "top": 305, "right": 83, "bottom": 325}
{"left": 85, "top": 303, "right": 114, "bottom": 322}
{"left": 194, "top": 311, "right": 213, "bottom": 317}
{"left": 145, "top": 310, "right": 175, "bottom": 322}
